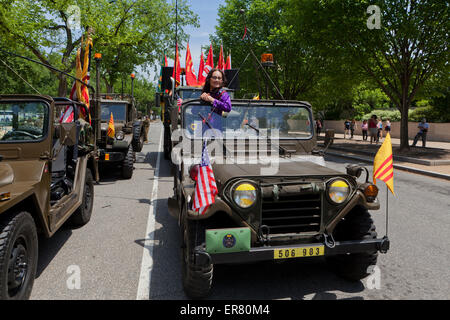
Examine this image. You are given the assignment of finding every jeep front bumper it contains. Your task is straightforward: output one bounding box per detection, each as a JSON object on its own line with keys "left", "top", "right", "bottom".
{"left": 196, "top": 237, "right": 390, "bottom": 265}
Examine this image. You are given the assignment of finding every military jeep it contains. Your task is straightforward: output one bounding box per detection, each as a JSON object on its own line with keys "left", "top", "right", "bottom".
{"left": 95, "top": 93, "right": 145, "bottom": 179}
{"left": 168, "top": 99, "right": 390, "bottom": 299}
{"left": 0, "top": 94, "right": 97, "bottom": 299}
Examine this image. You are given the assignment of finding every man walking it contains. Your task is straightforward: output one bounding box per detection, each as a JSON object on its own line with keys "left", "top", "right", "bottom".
{"left": 412, "top": 118, "right": 429, "bottom": 147}
{"left": 143, "top": 115, "right": 150, "bottom": 143}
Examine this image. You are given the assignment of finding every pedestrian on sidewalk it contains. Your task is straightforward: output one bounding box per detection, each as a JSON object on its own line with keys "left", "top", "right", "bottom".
{"left": 350, "top": 119, "right": 356, "bottom": 139}
{"left": 316, "top": 119, "right": 322, "bottom": 136}
{"left": 412, "top": 118, "right": 429, "bottom": 147}
{"left": 376, "top": 117, "right": 383, "bottom": 143}
{"left": 385, "top": 118, "right": 391, "bottom": 135}
{"left": 344, "top": 119, "right": 351, "bottom": 139}
{"left": 142, "top": 115, "right": 150, "bottom": 143}
{"left": 368, "top": 115, "right": 378, "bottom": 144}
{"left": 361, "top": 119, "right": 368, "bottom": 141}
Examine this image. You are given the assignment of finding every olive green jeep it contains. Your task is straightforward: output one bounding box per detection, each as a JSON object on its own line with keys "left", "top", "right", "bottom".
{"left": 95, "top": 93, "right": 145, "bottom": 179}
{"left": 167, "top": 98, "right": 390, "bottom": 298}
{"left": 0, "top": 94, "right": 97, "bottom": 299}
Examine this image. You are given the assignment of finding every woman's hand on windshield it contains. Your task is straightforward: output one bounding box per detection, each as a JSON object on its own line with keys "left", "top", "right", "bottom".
{"left": 200, "top": 93, "right": 214, "bottom": 104}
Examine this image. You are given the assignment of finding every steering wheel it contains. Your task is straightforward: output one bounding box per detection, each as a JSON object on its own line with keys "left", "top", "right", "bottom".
{"left": 1, "top": 130, "right": 39, "bottom": 140}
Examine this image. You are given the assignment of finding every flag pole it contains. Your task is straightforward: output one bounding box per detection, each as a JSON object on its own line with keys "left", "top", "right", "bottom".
{"left": 386, "top": 186, "right": 389, "bottom": 237}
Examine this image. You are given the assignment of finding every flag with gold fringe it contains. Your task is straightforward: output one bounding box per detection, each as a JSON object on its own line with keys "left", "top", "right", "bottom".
{"left": 373, "top": 133, "right": 395, "bottom": 195}
{"left": 107, "top": 112, "right": 115, "bottom": 138}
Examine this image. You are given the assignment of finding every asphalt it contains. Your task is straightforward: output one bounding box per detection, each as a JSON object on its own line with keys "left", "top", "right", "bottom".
{"left": 319, "top": 133, "right": 450, "bottom": 181}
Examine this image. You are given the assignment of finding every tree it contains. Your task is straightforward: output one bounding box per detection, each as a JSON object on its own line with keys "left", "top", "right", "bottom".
{"left": 294, "top": 0, "right": 449, "bottom": 150}
{"left": 0, "top": 0, "right": 198, "bottom": 96}
{"left": 213, "top": 0, "right": 343, "bottom": 100}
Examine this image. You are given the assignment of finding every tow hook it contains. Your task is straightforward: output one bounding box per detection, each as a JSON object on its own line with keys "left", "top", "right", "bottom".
{"left": 378, "top": 236, "right": 390, "bottom": 254}
{"left": 323, "top": 233, "right": 336, "bottom": 249}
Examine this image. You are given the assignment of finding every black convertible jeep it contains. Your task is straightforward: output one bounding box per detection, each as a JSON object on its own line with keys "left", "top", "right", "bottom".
{"left": 168, "top": 99, "right": 390, "bottom": 298}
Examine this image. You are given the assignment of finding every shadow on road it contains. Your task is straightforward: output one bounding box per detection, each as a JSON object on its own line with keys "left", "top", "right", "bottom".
{"left": 36, "top": 226, "right": 72, "bottom": 278}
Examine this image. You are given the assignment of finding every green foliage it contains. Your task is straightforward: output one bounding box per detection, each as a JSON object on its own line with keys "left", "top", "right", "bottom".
{"left": 361, "top": 109, "right": 402, "bottom": 122}
{"left": 0, "top": 0, "right": 199, "bottom": 96}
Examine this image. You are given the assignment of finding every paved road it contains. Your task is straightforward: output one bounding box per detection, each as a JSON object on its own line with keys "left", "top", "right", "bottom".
{"left": 31, "top": 121, "right": 450, "bottom": 300}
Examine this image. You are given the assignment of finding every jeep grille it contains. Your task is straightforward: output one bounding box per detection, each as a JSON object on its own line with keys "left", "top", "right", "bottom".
{"left": 261, "top": 192, "right": 321, "bottom": 235}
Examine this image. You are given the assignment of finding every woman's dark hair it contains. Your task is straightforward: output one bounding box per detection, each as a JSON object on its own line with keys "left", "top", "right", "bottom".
{"left": 202, "top": 68, "right": 227, "bottom": 93}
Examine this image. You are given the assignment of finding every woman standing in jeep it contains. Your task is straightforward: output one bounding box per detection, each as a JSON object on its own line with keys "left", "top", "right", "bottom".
{"left": 198, "top": 68, "right": 232, "bottom": 132}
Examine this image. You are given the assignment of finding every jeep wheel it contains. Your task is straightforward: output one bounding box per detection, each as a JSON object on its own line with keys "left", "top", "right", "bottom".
{"left": 122, "top": 145, "right": 134, "bottom": 179}
{"left": 132, "top": 125, "right": 144, "bottom": 152}
{"left": 163, "top": 126, "right": 171, "bottom": 160}
{"left": 70, "top": 169, "right": 94, "bottom": 227}
{"left": 181, "top": 215, "right": 213, "bottom": 299}
{"left": 0, "top": 211, "right": 38, "bottom": 300}
{"left": 326, "top": 206, "right": 378, "bottom": 281}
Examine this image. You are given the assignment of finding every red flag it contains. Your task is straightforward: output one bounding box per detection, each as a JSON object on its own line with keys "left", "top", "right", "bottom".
{"left": 185, "top": 43, "right": 198, "bottom": 86}
{"left": 202, "top": 45, "right": 214, "bottom": 81}
{"left": 172, "top": 43, "right": 181, "bottom": 86}
{"left": 164, "top": 54, "right": 168, "bottom": 67}
{"left": 197, "top": 51, "right": 206, "bottom": 85}
{"left": 225, "top": 51, "right": 231, "bottom": 70}
{"left": 217, "top": 44, "right": 225, "bottom": 71}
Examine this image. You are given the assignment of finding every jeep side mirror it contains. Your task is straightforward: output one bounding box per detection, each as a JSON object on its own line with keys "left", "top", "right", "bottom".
{"left": 59, "top": 122, "right": 77, "bottom": 146}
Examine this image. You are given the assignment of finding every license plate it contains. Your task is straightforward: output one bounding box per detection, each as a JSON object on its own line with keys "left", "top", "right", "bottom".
{"left": 105, "top": 154, "right": 110, "bottom": 161}
{"left": 274, "top": 246, "right": 324, "bottom": 259}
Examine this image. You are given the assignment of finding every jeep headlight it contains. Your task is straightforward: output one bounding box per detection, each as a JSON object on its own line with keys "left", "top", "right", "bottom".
{"left": 327, "top": 179, "right": 350, "bottom": 204}
{"left": 115, "top": 131, "right": 124, "bottom": 140}
{"left": 233, "top": 183, "right": 257, "bottom": 208}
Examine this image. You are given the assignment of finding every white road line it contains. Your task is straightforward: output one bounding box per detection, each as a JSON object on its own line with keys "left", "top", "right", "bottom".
{"left": 136, "top": 124, "right": 163, "bottom": 300}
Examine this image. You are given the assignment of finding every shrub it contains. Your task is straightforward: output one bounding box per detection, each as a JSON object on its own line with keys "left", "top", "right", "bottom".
{"left": 361, "top": 109, "right": 402, "bottom": 121}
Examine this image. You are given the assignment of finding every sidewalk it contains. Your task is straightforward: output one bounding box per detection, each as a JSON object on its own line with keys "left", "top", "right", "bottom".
{"left": 318, "top": 133, "right": 450, "bottom": 180}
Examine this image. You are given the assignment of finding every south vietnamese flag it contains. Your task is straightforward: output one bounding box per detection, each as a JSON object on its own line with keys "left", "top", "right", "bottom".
{"left": 107, "top": 112, "right": 115, "bottom": 138}
{"left": 185, "top": 43, "right": 198, "bottom": 86}
{"left": 373, "top": 133, "right": 395, "bottom": 195}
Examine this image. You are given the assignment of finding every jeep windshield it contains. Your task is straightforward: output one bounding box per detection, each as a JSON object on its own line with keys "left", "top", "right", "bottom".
{"left": 183, "top": 102, "right": 313, "bottom": 139}
{"left": 0, "top": 101, "right": 49, "bottom": 142}
{"left": 101, "top": 104, "right": 127, "bottom": 122}
{"left": 178, "top": 88, "right": 202, "bottom": 100}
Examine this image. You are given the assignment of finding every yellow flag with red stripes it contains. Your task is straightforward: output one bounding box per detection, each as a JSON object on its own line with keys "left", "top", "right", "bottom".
{"left": 373, "top": 133, "right": 395, "bottom": 195}
{"left": 107, "top": 113, "right": 115, "bottom": 138}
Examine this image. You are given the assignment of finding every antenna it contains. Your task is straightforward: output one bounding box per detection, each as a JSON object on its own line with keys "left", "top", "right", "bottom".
{"left": 238, "top": 9, "right": 284, "bottom": 100}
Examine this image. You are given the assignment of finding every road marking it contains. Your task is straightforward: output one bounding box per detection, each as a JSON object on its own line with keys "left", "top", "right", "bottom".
{"left": 136, "top": 123, "right": 163, "bottom": 300}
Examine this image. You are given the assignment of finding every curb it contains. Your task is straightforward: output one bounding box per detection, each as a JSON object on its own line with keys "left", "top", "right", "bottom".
{"left": 326, "top": 151, "right": 450, "bottom": 181}
{"left": 328, "top": 145, "right": 450, "bottom": 166}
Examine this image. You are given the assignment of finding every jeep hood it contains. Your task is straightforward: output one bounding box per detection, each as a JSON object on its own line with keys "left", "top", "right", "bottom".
{"left": 212, "top": 159, "right": 342, "bottom": 185}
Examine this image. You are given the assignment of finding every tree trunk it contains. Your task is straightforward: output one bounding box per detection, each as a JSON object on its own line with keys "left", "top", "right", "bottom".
{"left": 58, "top": 74, "right": 68, "bottom": 97}
{"left": 399, "top": 101, "right": 410, "bottom": 151}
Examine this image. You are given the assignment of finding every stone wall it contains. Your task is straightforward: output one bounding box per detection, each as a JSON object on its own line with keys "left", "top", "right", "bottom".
{"left": 321, "top": 120, "right": 450, "bottom": 142}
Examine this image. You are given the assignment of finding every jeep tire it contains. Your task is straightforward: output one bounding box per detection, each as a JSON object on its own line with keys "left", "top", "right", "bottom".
{"left": 326, "top": 206, "right": 378, "bottom": 281}
{"left": 0, "top": 211, "right": 38, "bottom": 300}
{"left": 122, "top": 145, "right": 134, "bottom": 179}
{"left": 132, "top": 124, "right": 144, "bottom": 152}
{"left": 69, "top": 169, "right": 94, "bottom": 227}
{"left": 163, "top": 126, "right": 171, "bottom": 160}
{"left": 181, "top": 213, "right": 213, "bottom": 299}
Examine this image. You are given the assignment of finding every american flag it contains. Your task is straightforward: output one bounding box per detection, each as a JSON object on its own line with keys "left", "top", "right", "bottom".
{"left": 192, "top": 140, "right": 218, "bottom": 215}
{"left": 177, "top": 97, "right": 183, "bottom": 112}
